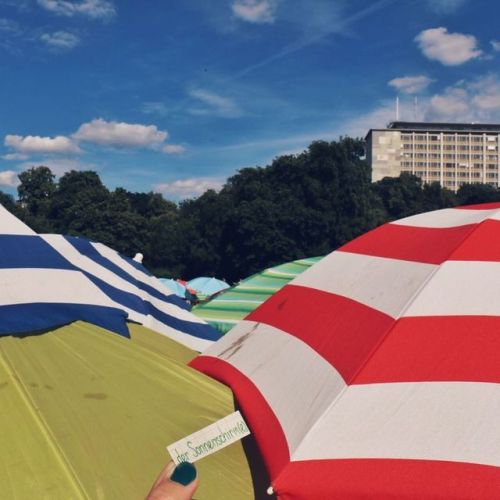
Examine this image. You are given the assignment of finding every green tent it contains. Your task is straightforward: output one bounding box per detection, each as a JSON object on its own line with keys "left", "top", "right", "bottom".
{"left": 0, "top": 322, "right": 253, "bottom": 499}
{"left": 192, "top": 256, "right": 323, "bottom": 334}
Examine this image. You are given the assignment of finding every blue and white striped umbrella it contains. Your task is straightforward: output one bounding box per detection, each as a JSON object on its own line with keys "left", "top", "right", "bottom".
{"left": 0, "top": 204, "right": 221, "bottom": 351}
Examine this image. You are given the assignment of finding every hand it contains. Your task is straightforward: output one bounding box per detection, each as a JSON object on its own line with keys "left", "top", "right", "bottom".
{"left": 146, "top": 461, "right": 199, "bottom": 500}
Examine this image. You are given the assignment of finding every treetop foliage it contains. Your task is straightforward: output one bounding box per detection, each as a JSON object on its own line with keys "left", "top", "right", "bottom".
{"left": 3, "top": 137, "right": 500, "bottom": 282}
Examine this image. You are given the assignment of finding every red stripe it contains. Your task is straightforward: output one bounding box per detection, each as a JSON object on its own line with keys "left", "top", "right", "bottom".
{"left": 273, "top": 459, "right": 500, "bottom": 499}
{"left": 354, "top": 316, "right": 500, "bottom": 384}
{"left": 457, "top": 202, "right": 500, "bottom": 210}
{"left": 247, "top": 285, "right": 394, "bottom": 382}
{"left": 339, "top": 222, "right": 475, "bottom": 264}
{"left": 189, "top": 355, "right": 289, "bottom": 479}
{"left": 449, "top": 219, "right": 500, "bottom": 262}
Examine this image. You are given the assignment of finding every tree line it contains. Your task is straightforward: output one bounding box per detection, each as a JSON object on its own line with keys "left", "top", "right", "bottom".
{"left": 2, "top": 136, "right": 500, "bottom": 283}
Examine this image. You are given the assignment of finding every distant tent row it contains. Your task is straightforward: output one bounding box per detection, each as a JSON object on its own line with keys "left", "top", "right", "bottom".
{"left": 159, "top": 276, "right": 230, "bottom": 302}
{"left": 192, "top": 256, "right": 323, "bottom": 334}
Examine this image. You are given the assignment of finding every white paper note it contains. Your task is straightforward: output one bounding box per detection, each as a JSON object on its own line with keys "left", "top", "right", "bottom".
{"left": 167, "top": 411, "right": 251, "bottom": 464}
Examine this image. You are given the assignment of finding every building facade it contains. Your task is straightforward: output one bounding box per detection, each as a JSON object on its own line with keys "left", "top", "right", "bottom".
{"left": 366, "top": 122, "right": 500, "bottom": 191}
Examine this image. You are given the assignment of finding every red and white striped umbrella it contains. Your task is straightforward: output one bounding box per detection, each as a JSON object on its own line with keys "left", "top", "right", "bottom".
{"left": 191, "top": 203, "right": 500, "bottom": 499}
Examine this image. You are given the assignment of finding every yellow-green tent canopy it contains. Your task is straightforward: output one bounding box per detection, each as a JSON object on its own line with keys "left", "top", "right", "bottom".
{"left": 0, "top": 322, "right": 253, "bottom": 499}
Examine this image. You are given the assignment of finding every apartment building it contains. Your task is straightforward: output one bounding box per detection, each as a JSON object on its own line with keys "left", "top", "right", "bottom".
{"left": 366, "top": 121, "right": 500, "bottom": 191}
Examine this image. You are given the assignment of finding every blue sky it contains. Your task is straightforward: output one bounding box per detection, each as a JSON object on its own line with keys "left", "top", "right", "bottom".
{"left": 1, "top": 0, "right": 500, "bottom": 199}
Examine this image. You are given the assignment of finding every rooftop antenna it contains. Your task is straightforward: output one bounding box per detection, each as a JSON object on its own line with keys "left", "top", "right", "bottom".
{"left": 414, "top": 96, "right": 418, "bottom": 121}
{"left": 396, "top": 96, "right": 399, "bottom": 121}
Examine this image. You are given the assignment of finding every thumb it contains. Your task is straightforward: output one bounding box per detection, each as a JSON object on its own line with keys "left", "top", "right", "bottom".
{"left": 146, "top": 461, "right": 199, "bottom": 500}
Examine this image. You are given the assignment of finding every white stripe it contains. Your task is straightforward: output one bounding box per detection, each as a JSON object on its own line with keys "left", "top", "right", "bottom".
{"left": 147, "top": 295, "right": 207, "bottom": 325}
{"left": 41, "top": 235, "right": 142, "bottom": 297}
{"left": 404, "top": 261, "right": 500, "bottom": 317}
{"left": 0, "top": 205, "right": 36, "bottom": 235}
{"left": 293, "top": 252, "right": 436, "bottom": 318}
{"left": 146, "top": 316, "right": 213, "bottom": 352}
{"left": 293, "top": 381, "right": 500, "bottom": 467}
{"left": 42, "top": 236, "right": 209, "bottom": 327}
{"left": 92, "top": 242, "right": 175, "bottom": 299}
{"left": 0, "top": 268, "right": 118, "bottom": 307}
{"left": 203, "top": 320, "right": 346, "bottom": 454}
{"left": 392, "top": 207, "right": 500, "bottom": 228}
{"left": 193, "top": 316, "right": 238, "bottom": 324}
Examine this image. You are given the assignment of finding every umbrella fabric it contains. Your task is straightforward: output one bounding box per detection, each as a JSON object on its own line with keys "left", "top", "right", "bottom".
{"left": 187, "top": 277, "right": 230, "bottom": 299}
{"left": 158, "top": 278, "right": 190, "bottom": 299}
{"left": 192, "top": 257, "right": 323, "bottom": 334}
{"left": 0, "top": 321, "right": 253, "bottom": 499}
{"left": 43, "top": 234, "right": 220, "bottom": 351}
{"left": 192, "top": 204, "right": 500, "bottom": 499}
{"left": 0, "top": 204, "right": 220, "bottom": 351}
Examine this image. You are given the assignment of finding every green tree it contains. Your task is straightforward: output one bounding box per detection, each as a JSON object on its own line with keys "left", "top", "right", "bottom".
{"left": 372, "top": 173, "right": 427, "bottom": 220}
{"left": 17, "top": 166, "right": 56, "bottom": 232}
{"left": 456, "top": 183, "right": 500, "bottom": 206}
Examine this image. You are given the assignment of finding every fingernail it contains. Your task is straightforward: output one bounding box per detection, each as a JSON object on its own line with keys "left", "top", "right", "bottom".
{"left": 171, "top": 462, "right": 197, "bottom": 486}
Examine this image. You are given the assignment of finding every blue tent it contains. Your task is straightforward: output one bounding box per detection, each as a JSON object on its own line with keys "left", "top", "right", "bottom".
{"left": 188, "top": 276, "right": 230, "bottom": 299}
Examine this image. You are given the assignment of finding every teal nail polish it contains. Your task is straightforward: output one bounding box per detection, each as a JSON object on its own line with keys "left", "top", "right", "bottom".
{"left": 171, "top": 462, "right": 197, "bottom": 486}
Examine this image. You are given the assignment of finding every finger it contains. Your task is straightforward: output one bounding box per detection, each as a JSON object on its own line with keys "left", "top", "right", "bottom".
{"left": 146, "top": 461, "right": 199, "bottom": 500}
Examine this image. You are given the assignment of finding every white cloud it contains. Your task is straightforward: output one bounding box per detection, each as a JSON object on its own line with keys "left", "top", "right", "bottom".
{"left": 388, "top": 75, "right": 433, "bottom": 94}
{"left": 0, "top": 170, "right": 19, "bottom": 187}
{"left": 415, "top": 27, "right": 482, "bottom": 66}
{"left": 141, "top": 101, "right": 169, "bottom": 116}
{"left": 2, "top": 153, "right": 29, "bottom": 161}
{"left": 345, "top": 74, "right": 500, "bottom": 129}
{"left": 426, "top": 75, "right": 500, "bottom": 121}
{"left": 40, "top": 30, "right": 80, "bottom": 50}
{"left": 232, "top": 0, "right": 278, "bottom": 24}
{"left": 342, "top": 102, "right": 407, "bottom": 138}
{"left": 73, "top": 118, "right": 168, "bottom": 148}
{"left": 0, "top": 18, "right": 20, "bottom": 33}
{"left": 427, "top": 88, "right": 469, "bottom": 120}
{"left": 37, "top": 0, "right": 115, "bottom": 19}
{"left": 491, "top": 40, "right": 500, "bottom": 52}
{"left": 5, "top": 134, "right": 81, "bottom": 154}
{"left": 426, "top": 0, "right": 467, "bottom": 13}
{"left": 188, "top": 88, "right": 242, "bottom": 118}
{"left": 162, "top": 144, "right": 186, "bottom": 155}
{"left": 154, "top": 178, "right": 224, "bottom": 199}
